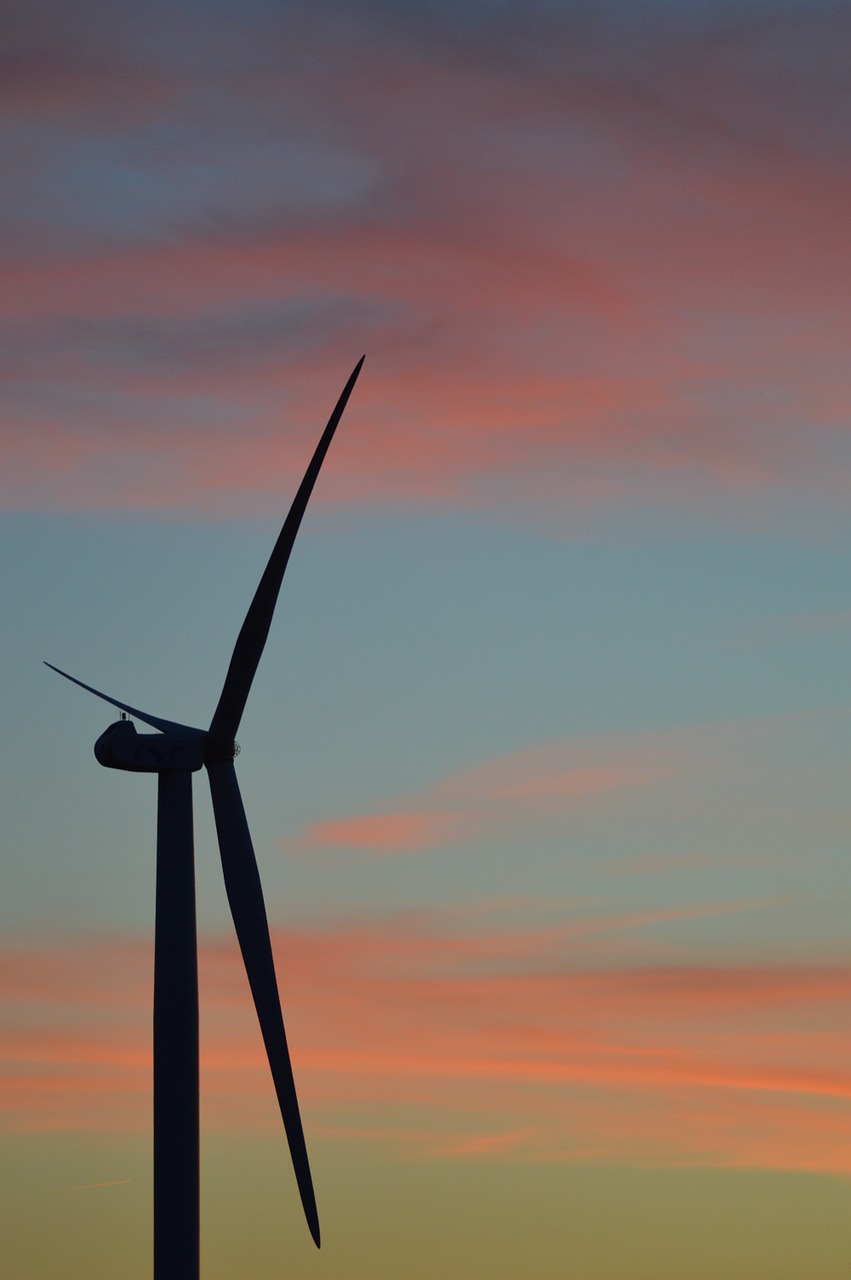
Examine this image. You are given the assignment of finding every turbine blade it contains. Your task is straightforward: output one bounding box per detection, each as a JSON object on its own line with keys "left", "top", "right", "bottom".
{"left": 208, "top": 357, "right": 364, "bottom": 746}
{"left": 44, "top": 662, "right": 202, "bottom": 737}
{"left": 207, "top": 759, "right": 320, "bottom": 1248}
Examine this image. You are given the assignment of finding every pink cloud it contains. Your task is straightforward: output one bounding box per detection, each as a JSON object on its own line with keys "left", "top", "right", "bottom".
{"left": 292, "top": 809, "right": 472, "bottom": 855}
{"left": 287, "top": 710, "right": 851, "bottom": 866}
{"left": 0, "top": 217, "right": 845, "bottom": 518}
{"left": 287, "top": 740, "right": 649, "bottom": 857}
{"left": 2, "top": 8, "right": 850, "bottom": 520}
{"left": 4, "top": 907, "right": 851, "bottom": 1172}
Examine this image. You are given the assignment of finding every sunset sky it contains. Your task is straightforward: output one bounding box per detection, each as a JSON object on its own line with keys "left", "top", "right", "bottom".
{"left": 3, "top": 1, "right": 851, "bottom": 1276}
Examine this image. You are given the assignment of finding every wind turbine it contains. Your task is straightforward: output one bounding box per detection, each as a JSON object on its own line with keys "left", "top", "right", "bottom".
{"left": 46, "top": 357, "right": 364, "bottom": 1280}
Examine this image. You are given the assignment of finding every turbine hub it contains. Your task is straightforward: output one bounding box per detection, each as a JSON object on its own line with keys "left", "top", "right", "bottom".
{"left": 203, "top": 734, "right": 239, "bottom": 766}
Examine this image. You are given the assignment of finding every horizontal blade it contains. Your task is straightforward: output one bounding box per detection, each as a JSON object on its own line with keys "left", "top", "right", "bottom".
{"left": 208, "top": 357, "right": 364, "bottom": 747}
{"left": 207, "top": 759, "right": 320, "bottom": 1248}
{"left": 44, "top": 662, "right": 202, "bottom": 737}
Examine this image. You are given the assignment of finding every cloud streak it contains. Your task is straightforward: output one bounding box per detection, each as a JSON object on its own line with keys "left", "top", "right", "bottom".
{"left": 286, "top": 738, "right": 650, "bottom": 856}
{"left": 284, "top": 710, "right": 851, "bottom": 860}
{"left": 1, "top": 1, "right": 849, "bottom": 520}
{"left": 5, "top": 906, "right": 851, "bottom": 1172}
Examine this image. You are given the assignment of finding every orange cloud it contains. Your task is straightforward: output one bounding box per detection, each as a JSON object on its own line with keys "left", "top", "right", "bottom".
{"left": 0, "top": 219, "right": 844, "bottom": 518}
{"left": 289, "top": 730, "right": 659, "bottom": 856}
{"left": 2, "top": 3, "right": 849, "bottom": 520}
{"left": 4, "top": 908, "right": 851, "bottom": 1172}
{"left": 293, "top": 809, "right": 472, "bottom": 855}
{"left": 286, "top": 710, "right": 851, "bottom": 866}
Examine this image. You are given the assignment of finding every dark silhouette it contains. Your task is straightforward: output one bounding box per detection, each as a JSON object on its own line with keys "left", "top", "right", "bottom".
{"left": 46, "top": 357, "right": 364, "bottom": 1278}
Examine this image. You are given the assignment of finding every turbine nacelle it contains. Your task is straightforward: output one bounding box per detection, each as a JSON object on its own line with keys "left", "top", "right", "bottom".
{"left": 95, "top": 720, "right": 207, "bottom": 773}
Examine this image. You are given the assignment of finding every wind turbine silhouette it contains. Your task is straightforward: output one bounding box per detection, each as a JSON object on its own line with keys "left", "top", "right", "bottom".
{"left": 46, "top": 357, "right": 364, "bottom": 1279}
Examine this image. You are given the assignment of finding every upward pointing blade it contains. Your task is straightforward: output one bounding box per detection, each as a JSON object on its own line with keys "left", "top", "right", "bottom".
{"left": 44, "top": 662, "right": 202, "bottom": 737}
{"left": 208, "top": 357, "right": 364, "bottom": 747}
{"left": 206, "top": 759, "right": 320, "bottom": 1248}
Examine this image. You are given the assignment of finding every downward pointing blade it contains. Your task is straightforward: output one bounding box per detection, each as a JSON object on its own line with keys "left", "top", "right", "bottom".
{"left": 44, "top": 662, "right": 202, "bottom": 737}
{"left": 208, "top": 357, "right": 364, "bottom": 747}
{"left": 206, "top": 759, "right": 320, "bottom": 1248}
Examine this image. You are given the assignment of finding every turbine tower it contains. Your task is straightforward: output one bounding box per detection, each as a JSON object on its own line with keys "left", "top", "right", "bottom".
{"left": 47, "top": 357, "right": 364, "bottom": 1279}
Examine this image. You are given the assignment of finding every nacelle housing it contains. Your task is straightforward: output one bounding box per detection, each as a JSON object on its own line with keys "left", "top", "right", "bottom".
{"left": 95, "top": 720, "right": 206, "bottom": 773}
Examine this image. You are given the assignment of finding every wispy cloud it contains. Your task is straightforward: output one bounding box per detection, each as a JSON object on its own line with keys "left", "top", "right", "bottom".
{"left": 283, "top": 710, "right": 851, "bottom": 860}
{"left": 1, "top": 2, "right": 848, "bottom": 520}
{"left": 292, "top": 809, "right": 475, "bottom": 855}
{"left": 4, "top": 905, "right": 851, "bottom": 1172}
{"left": 285, "top": 738, "right": 651, "bottom": 856}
